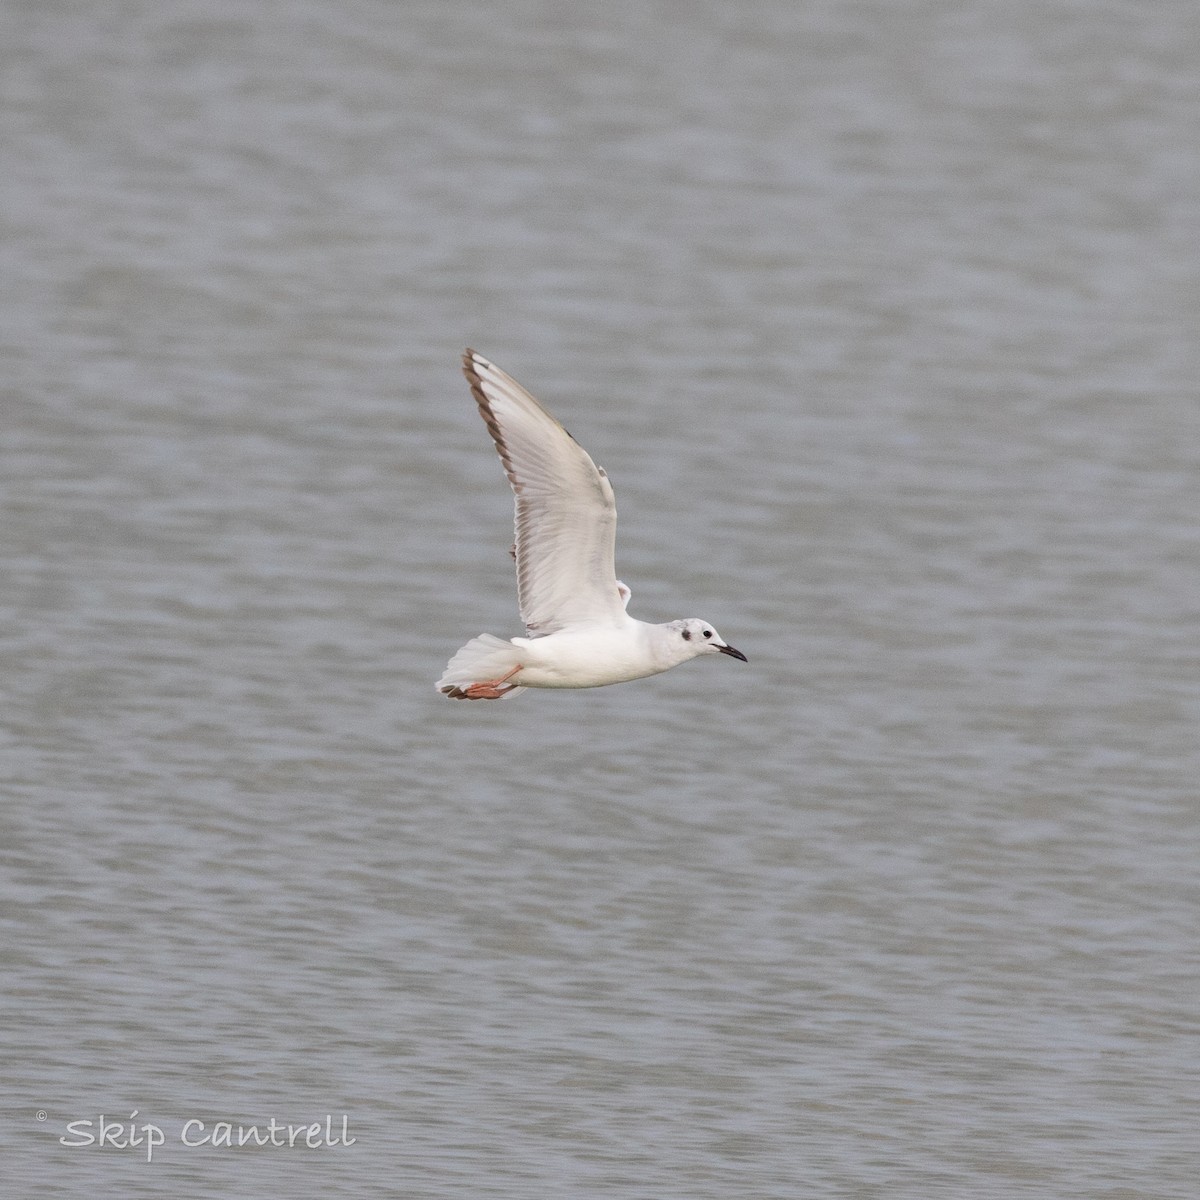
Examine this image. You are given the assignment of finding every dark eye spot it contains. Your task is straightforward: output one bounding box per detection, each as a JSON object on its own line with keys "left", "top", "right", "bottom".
{"left": 681, "top": 629, "right": 691, "bottom": 641}
{"left": 703, "top": 629, "right": 712, "bottom": 639}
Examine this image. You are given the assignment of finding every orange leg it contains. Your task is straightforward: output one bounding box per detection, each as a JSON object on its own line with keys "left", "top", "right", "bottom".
{"left": 460, "top": 664, "right": 523, "bottom": 700}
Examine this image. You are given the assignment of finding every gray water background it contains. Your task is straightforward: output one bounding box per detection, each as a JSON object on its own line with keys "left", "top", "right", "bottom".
{"left": 3, "top": 0, "right": 1199, "bottom": 1196}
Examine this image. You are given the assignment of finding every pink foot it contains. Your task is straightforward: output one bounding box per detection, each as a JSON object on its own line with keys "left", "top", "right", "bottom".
{"left": 448, "top": 664, "right": 522, "bottom": 700}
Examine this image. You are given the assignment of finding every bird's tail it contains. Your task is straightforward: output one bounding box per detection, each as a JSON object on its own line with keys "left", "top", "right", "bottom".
{"left": 436, "top": 634, "right": 527, "bottom": 700}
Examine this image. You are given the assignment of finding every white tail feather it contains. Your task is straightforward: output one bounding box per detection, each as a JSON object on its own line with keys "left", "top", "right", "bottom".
{"left": 436, "top": 634, "right": 527, "bottom": 699}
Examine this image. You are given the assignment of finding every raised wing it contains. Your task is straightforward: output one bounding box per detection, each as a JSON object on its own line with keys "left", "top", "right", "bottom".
{"left": 462, "top": 350, "right": 628, "bottom": 636}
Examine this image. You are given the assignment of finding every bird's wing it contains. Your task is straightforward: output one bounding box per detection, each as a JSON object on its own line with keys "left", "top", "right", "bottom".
{"left": 462, "top": 350, "right": 628, "bottom": 637}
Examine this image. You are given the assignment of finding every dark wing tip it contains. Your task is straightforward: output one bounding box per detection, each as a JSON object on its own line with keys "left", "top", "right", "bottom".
{"left": 460, "top": 350, "right": 523, "bottom": 496}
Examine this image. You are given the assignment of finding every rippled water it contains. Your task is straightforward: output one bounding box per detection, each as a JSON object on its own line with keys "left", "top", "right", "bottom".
{"left": 4, "top": 1, "right": 1199, "bottom": 1196}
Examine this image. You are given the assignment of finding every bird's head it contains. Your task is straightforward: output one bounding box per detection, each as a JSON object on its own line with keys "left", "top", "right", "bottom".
{"left": 671, "top": 618, "right": 747, "bottom": 663}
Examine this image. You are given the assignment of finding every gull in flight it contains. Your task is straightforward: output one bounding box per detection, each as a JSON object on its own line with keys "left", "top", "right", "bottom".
{"left": 437, "top": 351, "right": 746, "bottom": 699}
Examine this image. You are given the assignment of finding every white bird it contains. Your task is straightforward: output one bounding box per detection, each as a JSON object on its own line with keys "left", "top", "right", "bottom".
{"left": 437, "top": 351, "right": 746, "bottom": 700}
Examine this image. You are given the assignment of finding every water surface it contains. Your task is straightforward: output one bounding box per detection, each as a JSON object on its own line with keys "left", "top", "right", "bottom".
{"left": 3, "top": 1, "right": 1199, "bottom": 1196}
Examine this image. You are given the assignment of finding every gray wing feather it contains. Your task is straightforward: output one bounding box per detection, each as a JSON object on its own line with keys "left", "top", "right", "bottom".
{"left": 462, "top": 350, "right": 627, "bottom": 636}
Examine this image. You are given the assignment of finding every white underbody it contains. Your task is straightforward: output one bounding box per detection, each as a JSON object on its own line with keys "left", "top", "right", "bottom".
{"left": 511, "top": 619, "right": 671, "bottom": 689}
